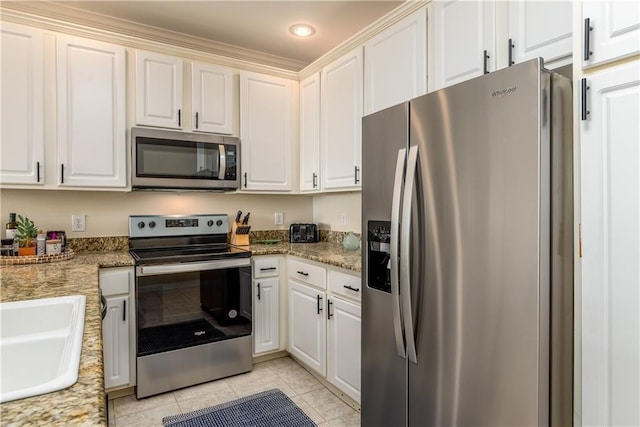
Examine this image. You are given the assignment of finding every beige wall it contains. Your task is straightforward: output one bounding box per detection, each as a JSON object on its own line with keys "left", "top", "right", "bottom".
{"left": 312, "top": 192, "right": 362, "bottom": 233}
{"left": 0, "top": 190, "right": 314, "bottom": 238}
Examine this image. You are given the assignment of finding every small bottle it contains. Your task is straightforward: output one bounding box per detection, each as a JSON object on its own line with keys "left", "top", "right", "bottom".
{"left": 37, "top": 230, "right": 46, "bottom": 256}
{"left": 5, "top": 213, "right": 16, "bottom": 239}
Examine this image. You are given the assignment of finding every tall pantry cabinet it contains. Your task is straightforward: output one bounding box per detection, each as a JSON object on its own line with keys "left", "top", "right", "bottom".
{"left": 579, "top": 2, "right": 640, "bottom": 426}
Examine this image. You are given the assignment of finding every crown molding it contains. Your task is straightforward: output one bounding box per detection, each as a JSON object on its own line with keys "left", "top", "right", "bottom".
{"left": 0, "top": 3, "right": 303, "bottom": 79}
{"left": 298, "top": 0, "right": 429, "bottom": 80}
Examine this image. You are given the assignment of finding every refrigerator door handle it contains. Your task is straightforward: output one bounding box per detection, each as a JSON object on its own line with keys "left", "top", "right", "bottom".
{"left": 401, "top": 145, "right": 419, "bottom": 363}
{"left": 391, "top": 148, "right": 407, "bottom": 359}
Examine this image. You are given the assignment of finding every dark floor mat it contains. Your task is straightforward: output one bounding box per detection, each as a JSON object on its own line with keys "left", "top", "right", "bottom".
{"left": 138, "top": 319, "right": 226, "bottom": 356}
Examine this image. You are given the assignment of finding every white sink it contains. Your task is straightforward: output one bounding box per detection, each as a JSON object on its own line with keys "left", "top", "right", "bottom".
{"left": 0, "top": 295, "right": 86, "bottom": 403}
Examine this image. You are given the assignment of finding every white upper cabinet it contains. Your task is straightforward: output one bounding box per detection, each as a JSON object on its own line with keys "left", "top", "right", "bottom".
{"left": 136, "top": 50, "right": 184, "bottom": 129}
{"left": 582, "top": 1, "right": 640, "bottom": 68}
{"left": 0, "top": 22, "right": 44, "bottom": 185}
{"left": 364, "top": 8, "right": 427, "bottom": 115}
{"left": 57, "top": 35, "right": 126, "bottom": 188}
{"left": 191, "top": 62, "right": 233, "bottom": 134}
{"left": 320, "top": 47, "right": 363, "bottom": 190}
{"left": 507, "top": 1, "right": 572, "bottom": 67}
{"left": 299, "top": 72, "right": 321, "bottom": 192}
{"left": 240, "top": 71, "right": 294, "bottom": 191}
{"left": 432, "top": 0, "right": 496, "bottom": 90}
{"left": 580, "top": 60, "right": 640, "bottom": 427}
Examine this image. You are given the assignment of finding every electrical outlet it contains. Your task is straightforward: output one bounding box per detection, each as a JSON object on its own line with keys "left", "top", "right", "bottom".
{"left": 340, "top": 213, "right": 347, "bottom": 226}
{"left": 72, "top": 214, "right": 86, "bottom": 232}
{"left": 275, "top": 212, "right": 284, "bottom": 226}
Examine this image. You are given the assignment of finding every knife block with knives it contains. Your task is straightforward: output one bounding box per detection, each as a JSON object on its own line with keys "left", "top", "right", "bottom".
{"left": 231, "top": 210, "right": 251, "bottom": 246}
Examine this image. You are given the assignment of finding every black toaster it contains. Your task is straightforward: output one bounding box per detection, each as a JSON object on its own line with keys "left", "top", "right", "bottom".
{"left": 290, "top": 223, "right": 319, "bottom": 243}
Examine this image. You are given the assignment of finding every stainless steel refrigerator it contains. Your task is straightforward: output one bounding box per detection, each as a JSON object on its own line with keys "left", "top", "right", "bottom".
{"left": 361, "top": 59, "right": 573, "bottom": 426}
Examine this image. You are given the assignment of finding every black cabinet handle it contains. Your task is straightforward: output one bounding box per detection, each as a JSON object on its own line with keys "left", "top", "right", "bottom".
{"left": 100, "top": 292, "right": 107, "bottom": 321}
{"left": 584, "top": 18, "right": 593, "bottom": 61}
{"left": 508, "top": 38, "right": 515, "bottom": 66}
{"left": 297, "top": 270, "right": 309, "bottom": 276}
{"left": 257, "top": 282, "right": 261, "bottom": 300}
{"left": 178, "top": 109, "right": 182, "bottom": 127}
{"left": 328, "top": 299, "right": 333, "bottom": 320}
{"left": 61, "top": 164, "right": 64, "bottom": 184}
{"left": 260, "top": 267, "right": 277, "bottom": 271}
{"left": 483, "top": 50, "right": 490, "bottom": 74}
{"left": 195, "top": 112, "right": 199, "bottom": 129}
{"left": 312, "top": 173, "right": 317, "bottom": 188}
{"left": 36, "top": 161, "right": 40, "bottom": 182}
{"left": 354, "top": 166, "right": 360, "bottom": 184}
{"left": 581, "top": 78, "right": 590, "bottom": 121}
{"left": 343, "top": 285, "right": 360, "bottom": 293}
{"left": 317, "top": 295, "right": 323, "bottom": 314}
{"left": 123, "top": 300, "right": 126, "bottom": 322}
{"left": 243, "top": 172, "right": 247, "bottom": 188}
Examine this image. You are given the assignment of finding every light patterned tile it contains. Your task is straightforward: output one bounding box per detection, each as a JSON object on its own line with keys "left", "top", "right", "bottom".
{"left": 230, "top": 377, "right": 297, "bottom": 399}
{"left": 290, "top": 394, "right": 326, "bottom": 425}
{"left": 176, "top": 392, "right": 238, "bottom": 414}
{"left": 115, "top": 402, "right": 180, "bottom": 427}
{"left": 301, "top": 389, "right": 356, "bottom": 421}
{"left": 327, "top": 411, "right": 361, "bottom": 427}
{"left": 113, "top": 392, "right": 176, "bottom": 417}
{"left": 173, "top": 379, "right": 234, "bottom": 402}
{"left": 281, "top": 369, "right": 325, "bottom": 395}
{"left": 108, "top": 399, "right": 116, "bottom": 427}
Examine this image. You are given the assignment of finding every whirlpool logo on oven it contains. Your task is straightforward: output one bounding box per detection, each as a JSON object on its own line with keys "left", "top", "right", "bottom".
{"left": 491, "top": 86, "right": 517, "bottom": 98}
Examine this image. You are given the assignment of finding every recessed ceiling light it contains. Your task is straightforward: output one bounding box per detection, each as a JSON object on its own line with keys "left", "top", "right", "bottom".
{"left": 290, "top": 24, "right": 316, "bottom": 38}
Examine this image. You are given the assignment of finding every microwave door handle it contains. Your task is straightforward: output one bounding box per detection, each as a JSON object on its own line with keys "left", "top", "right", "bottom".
{"left": 218, "top": 144, "right": 226, "bottom": 180}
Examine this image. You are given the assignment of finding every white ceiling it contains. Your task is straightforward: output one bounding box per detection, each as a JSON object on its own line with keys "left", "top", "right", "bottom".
{"left": 30, "top": 1, "right": 403, "bottom": 70}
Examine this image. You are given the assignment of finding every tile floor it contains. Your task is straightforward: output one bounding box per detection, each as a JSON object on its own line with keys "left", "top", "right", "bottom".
{"left": 109, "top": 356, "right": 360, "bottom": 427}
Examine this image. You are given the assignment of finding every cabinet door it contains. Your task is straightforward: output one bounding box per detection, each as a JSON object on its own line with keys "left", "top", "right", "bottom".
{"left": 103, "top": 295, "right": 130, "bottom": 390}
{"left": 328, "top": 297, "right": 361, "bottom": 402}
{"left": 507, "top": 1, "right": 572, "bottom": 67}
{"left": 192, "top": 62, "right": 233, "bottom": 134}
{"left": 299, "top": 73, "right": 321, "bottom": 192}
{"left": 253, "top": 277, "right": 279, "bottom": 354}
{"left": 288, "top": 280, "right": 326, "bottom": 375}
{"left": 57, "top": 36, "right": 126, "bottom": 188}
{"left": 432, "top": 0, "right": 495, "bottom": 90}
{"left": 583, "top": 1, "right": 640, "bottom": 68}
{"left": 0, "top": 22, "right": 44, "bottom": 185}
{"left": 240, "top": 71, "right": 293, "bottom": 191}
{"left": 136, "top": 50, "right": 183, "bottom": 129}
{"left": 581, "top": 60, "right": 640, "bottom": 427}
{"left": 321, "top": 47, "right": 363, "bottom": 190}
{"left": 364, "top": 8, "right": 427, "bottom": 114}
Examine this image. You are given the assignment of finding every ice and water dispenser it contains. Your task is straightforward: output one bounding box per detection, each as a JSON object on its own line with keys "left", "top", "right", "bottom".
{"left": 367, "top": 220, "right": 392, "bottom": 293}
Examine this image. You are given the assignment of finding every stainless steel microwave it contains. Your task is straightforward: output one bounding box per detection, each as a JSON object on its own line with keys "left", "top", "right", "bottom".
{"left": 131, "top": 127, "right": 239, "bottom": 191}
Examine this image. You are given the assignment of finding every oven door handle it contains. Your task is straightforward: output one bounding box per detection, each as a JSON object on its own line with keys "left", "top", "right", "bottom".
{"left": 137, "top": 258, "right": 250, "bottom": 276}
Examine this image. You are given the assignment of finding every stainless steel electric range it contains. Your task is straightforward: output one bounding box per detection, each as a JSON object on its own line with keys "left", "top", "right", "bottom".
{"left": 129, "top": 214, "right": 252, "bottom": 399}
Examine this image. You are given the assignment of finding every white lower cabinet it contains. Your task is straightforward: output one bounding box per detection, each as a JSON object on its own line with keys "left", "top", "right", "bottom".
{"left": 327, "top": 296, "right": 361, "bottom": 402}
{"left": 252, "top": 256, "right": 283, "bottom": 355}
{"left": 287, "top": 257, "right": 361, "bottom": 402}
{"left": 99, "top": 267, "right": 135, "bottom": 391}
{"left": 288, "top": 280, "right": 327, "bottom": 375}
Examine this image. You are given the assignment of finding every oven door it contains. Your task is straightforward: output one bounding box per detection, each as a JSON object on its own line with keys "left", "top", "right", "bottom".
{"left": 135, "top": 258, "right": 252, "bottom": 357}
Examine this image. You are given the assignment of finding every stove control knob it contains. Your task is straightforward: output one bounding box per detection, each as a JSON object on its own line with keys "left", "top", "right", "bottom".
{"left": 149, "top": 221, "right": 156, "bottom": 228}
{"left": 137, "top": 221, "right": 145, "bottom": 229}
{"left": 207, "top": 220, "right": 214, "bottom": 227}
{"left": 216, "top": 219, "right": 223, "bottom": 227}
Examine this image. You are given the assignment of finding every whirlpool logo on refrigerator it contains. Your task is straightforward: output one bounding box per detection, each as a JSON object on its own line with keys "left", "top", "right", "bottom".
{"left": 491, "top": 86, "right": 517, "bottom": 98}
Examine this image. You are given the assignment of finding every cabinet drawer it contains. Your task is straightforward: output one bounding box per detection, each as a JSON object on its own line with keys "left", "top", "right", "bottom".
{"left": 288, "top": 259, "right": 326, "bottom": 289}
{"left": 253, "top": 256, "right": 280, "bottom": 278}
{"left": 329, "top": 269, "right": 361, "bottom": 302}
{"left": 99, "top": 267, "right": 133, "bottom": 296}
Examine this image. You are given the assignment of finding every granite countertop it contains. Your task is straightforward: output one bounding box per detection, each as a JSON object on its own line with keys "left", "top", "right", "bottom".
{"left": 248, "top": 241, "right": 361, "bottom": 272}
{"left": 0, "top": 242, "right": 358, "bottom": 425}
{"left": 0, "top": 252, "right": 133, "bottom": 427}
